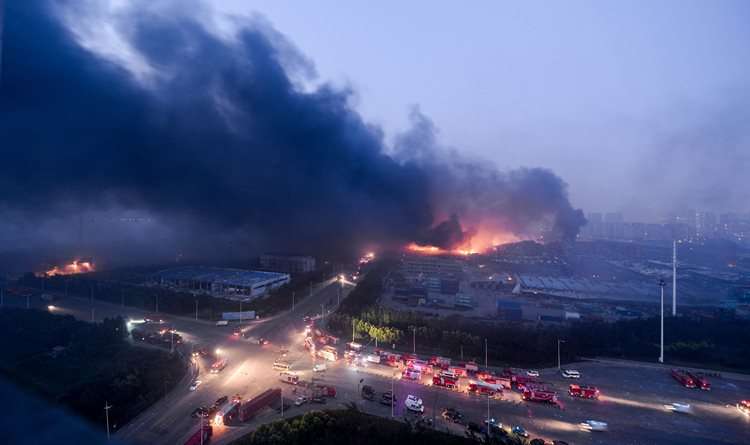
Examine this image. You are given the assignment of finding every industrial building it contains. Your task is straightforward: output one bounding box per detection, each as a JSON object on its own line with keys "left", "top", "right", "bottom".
{"left": 259, "top": 254, "right": 316, "bottom": 274}
{"left": 156, "top": 266, "right": 290, "bottom": 300}
{"left": 401, "top": 254, "right": 463, "bottom": 279}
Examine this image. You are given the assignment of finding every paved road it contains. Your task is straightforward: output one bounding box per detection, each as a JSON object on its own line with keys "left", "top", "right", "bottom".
{"left": 5, "top": 284, "right": 750, "bottom": 445}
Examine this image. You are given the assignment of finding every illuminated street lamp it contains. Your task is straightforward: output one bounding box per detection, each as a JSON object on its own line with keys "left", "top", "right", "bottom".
{"left": 215, "top": 348, "right": 223, "bottom": 356}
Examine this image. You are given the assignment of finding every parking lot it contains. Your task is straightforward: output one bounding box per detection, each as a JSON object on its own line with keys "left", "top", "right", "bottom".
{"left": 301, "top": 356, "right": 750, "bottom": 445}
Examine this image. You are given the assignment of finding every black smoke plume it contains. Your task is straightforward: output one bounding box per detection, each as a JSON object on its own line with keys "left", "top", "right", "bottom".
{"left": 0, "top": 1, "right": 584, "bottom": 264}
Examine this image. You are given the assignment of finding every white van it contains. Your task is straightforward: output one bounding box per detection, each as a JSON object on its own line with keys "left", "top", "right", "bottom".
{"left": 216, "top": 320, "right": 229, "bottom": 326}
{"left": 313, "top": 363, "right": 327, "bottom": 372}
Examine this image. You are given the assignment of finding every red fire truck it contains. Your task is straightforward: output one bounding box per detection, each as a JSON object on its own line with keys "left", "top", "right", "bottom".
{"left": 467, "top": 380, "right": 501, "bottom": 397}
{"left": 316, "top": 345, "right": 338, "bottom": 362}
{"left": 522, "top": 388, "right": 558, "bottom": 404}
{"left": 569, "top": 384, "right": 600, "bottom": 399}
{"left": 671, "top": 369, "right": 697, "bottom": 389}
{"left": 686, "top": 372, "right": 711, "bottom": 390}
{"left": 433, "top": 374, "right": 459, "bottom": 390}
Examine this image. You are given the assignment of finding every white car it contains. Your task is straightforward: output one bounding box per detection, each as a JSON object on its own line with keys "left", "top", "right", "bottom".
{"left": 189, "top": 380, "right": 202, "bottom": 391}
{"left": 294, "top": 396, "right": 309, "bottom": 406}
{"left": 562, "top": 369, "right": 581, "bottom": 379}
{"left": 664, "top": 402, "right": 691, "bottom": 413}
{"left": 313, "top": 363, "right": 327, "bottom": 372}
{"left": 579, "top": 420, "right": 608, "bottom": 432}
{"left": 404, "top": 395, "right": 425, "bottom": 413}
{"left": 526, "top": 370, "right": 540, "bottom": 377}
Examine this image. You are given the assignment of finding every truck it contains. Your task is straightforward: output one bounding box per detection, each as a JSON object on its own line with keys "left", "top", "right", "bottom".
{"left": 213, "top": 401, "right": 240, "bottom": 426}
{"left": 279, "top": 372, "right": 299, "bottom": 385}
{"left": 316, "top": 345, "right": 338, "bottom": 362}
{"left": 365, "top": 354, "right": 381, "bottom": 364}
{"left": 236, "top": 388, "right": 282, "bottom": 423}
{"left": 467, "top": 380, "right": 501, "bottom": 397}
{"left": 671, "top": 369, "right": 696, "bottom": 389}
{"left": 273, "top": 360, "right": 291, "bottom": 371}
{"left": 448, "top": 365, "right": 467, "bottom": 377}
{"left": 210, "top": 358, "right": 227, "bottom": 373}
{"left": 402, "top": 368, "right": 421, "bottom": 381}
{"left": 429, "top": 356, "right": 451, "bottom": 367}
{"left": 433, "top": 374, "right": 459, "bottom": 390}
{"left": 183, "top": 425, "right": 212, "bottom": 445}
{"left": 569, "top": 384, "right": 600, "bottom": 399}
{"left": 522, "top": 388, "right": 558, "bottom": 404}
{"left": 686, "top": 372, "right": 711, "bottom": 390}
{"left": 346, "top": 342, "right": 363, "bottom": 352}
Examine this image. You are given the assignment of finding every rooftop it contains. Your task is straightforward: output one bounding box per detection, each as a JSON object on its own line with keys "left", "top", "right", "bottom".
{"left": 156, "top": 266, "right": 288, "bottom": 288}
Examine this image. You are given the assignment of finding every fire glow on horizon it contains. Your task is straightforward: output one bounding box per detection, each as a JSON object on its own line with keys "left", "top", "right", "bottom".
{"left": 38, "top": 260, "right": 96, "bottom": 277}
{"left": 406, "top": 229, "right": 520, "bottom": 256}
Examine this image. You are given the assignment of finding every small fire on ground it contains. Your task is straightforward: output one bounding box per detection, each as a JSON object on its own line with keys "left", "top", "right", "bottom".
{"left": 38, "top": 259, "right": 95, "bottom": 277}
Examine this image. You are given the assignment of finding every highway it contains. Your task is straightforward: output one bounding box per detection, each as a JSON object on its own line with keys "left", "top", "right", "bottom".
{"left": 5, "top": 281, "right": 750, "bottom": 445}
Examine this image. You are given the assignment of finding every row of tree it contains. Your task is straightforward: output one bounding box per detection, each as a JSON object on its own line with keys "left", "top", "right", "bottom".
{"left": 231, "top": 408, "right": 527, "bottom": 445}
{"left": 0, "top": 308, "right": 186, "bottom": 431}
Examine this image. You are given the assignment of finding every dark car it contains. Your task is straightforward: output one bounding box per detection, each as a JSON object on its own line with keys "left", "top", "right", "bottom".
{"left": 512, "top": 426, "right": 529, "bottom": 438}
{"left": 190, "top": 407, "right": 208, "bottom": 418}
{"left": 466, "top": 422, "right": 485, "bottom": 435}
{"left": 552, "top": 442, "right": 570, "bottom": 445}
{"left": 361, "top": 385, "right": 375, "bottom": 400}
{"left": 214, "top": 396, "right": 228, "bottom": 407}
{"left": 380, "top": 391, "right": 396, "bottom": 405}
{"left": 530, "top": 439, "right": 546, "bottom": 445}
{"left": 441, "top": 408, "right": 464, "bottom": 424}
{"left": 311, "top": 396, "right": 327, "bottom": 404}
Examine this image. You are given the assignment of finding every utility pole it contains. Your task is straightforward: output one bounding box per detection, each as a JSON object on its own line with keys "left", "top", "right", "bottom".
{"left": 195, "top": 299, "right": 198, "bottom": 320}
{"left": 352, "top": 318, "right": 355, "bottom": 341}
{"left": 484, "top": 338, "right": 488, "bottom": 368}
{"left": 486, "top": 393, "right": 490, "bottom": 431}
{"left": 280, "top": 389, "right": 284, "bottom": 417}
{"left": 104, "top": 401, "right": 112, "bottom": 440}
{"left": 659, "top": 279, "right": 665, "bottom": 363}
{"left": 91, "top": 307, "right": 95, "bottom": 322}
{"left": 170, "top": 330, "right": 174, "bottom": 353}
{"left": 412, "top": 327, "right": 416, "bottom": 354}
{"left": 291, "top": 291, "right": 295, "bottom": 312}
{"left": 672, "top": 240, "right": 677, "bottom": 316}
{"left": 557, "top": 339, "right": 566, "bottom": 369}
{"left": 391, "top": 371, "right": 396, "bottom": 419}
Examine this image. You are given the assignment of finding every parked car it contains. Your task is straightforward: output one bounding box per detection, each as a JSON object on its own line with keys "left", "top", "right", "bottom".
{"left": 214, "top": 396, "right": 228, "bottom": 407}
{"left": 405, "top": 395, "right": 424, "bottom": 413}
{"left": 361, "top": 385, "right": 375, "bottom": 401}
{"left": 189, "top": 380, "right": 202, "bottom": 391}
{"left": 441, "top": 407, "right": 464, "bottom": 424}
{"left": 483, "top": 418, "right": 504, "bottom": 435}
{"left": 380, "top": 391, "right": 396, "bottom": 405}
{"left": 294, "top": 396, "right": 309, "bottom": 406}
{"left": 526, "top": 370, "right": 540, "bottom": 377}
{"left": 561, "top": 369, "right": 581, "bottom": 379}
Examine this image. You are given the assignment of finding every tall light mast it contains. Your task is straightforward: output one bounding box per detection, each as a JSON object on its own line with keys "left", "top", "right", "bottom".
{"left": 672, "top": 240, "right": 677, "bottom": 316}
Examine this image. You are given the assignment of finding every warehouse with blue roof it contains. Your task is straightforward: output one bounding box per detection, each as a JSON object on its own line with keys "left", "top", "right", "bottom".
{"left": 156, "top": 266, "right": 290, "bottom": 300}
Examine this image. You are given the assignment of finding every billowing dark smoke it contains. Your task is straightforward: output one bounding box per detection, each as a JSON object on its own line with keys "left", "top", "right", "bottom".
{"left": 0, "top": 1, "right": 584, "bottom": 263}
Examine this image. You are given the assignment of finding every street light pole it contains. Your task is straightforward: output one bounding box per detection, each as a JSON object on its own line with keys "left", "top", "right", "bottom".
{"left": 391, "top": 371, "right": 395, "bottom": 418}
{"left": 321, "top": 303, "right": 325, "bottom": 321}
{"left": 412, "top": 327, "right": 416, "bottom": 354}
{"left": 557, "top": 339, "right": 566, "bottom": 370}
{"left": 659, "top": 279, "right": 665, "bottom": 363}
{"left": 292, "top": 291, "right": 295, "bottom": 312}
{"left": 484, "top": 338, "right": 488, "bottom": 368}
{"left": 195, "top": 299, "right": 198, "bottom": 320}
{"left": 155, "top": 294, "right": 159, "bottom": 313}
{"left": 104, "top": 401, "right": 112, "bottom": 440}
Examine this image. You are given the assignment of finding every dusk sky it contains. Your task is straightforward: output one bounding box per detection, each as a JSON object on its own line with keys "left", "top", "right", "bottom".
{"left": 218, "top": 0, "right": 750, "bottom": 220}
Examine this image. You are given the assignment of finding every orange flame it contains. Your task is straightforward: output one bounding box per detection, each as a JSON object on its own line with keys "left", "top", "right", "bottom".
{"left": 407, "top": 229, "right": 519, "bottom": 256}
{"left": 39, "top": 260, "right": 96, "bottom": 277}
